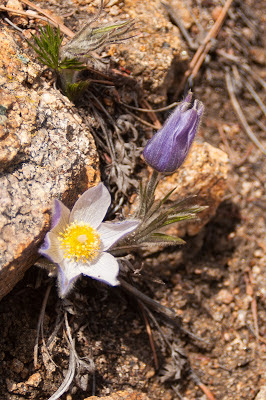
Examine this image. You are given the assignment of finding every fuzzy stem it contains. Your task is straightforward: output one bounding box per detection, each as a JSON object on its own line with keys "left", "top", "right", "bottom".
{"left": 146, "top": 170, "right": 160, "bottom": 211}
{"left": 136, "top": 170, "right": 161, "bottom": 220}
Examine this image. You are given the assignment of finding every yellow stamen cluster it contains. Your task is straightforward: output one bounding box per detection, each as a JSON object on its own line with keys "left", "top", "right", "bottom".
{"left": 58, "top": 221, "right": 101, "bottom": 262}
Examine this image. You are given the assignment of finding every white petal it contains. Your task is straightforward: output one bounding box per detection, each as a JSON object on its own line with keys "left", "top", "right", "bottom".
{"left": 57, "top": 262, "right": 80, "bottom": 298}
{"left": 39, "top": 232, "right": 64, "bottom": 264}
{"left": 79, "top": 252, "right": 120, "bottom": 286}
{"left": 98, "top": 220, "right": 139, "bottom": 250}
{"left": 50, "top": 199, "right": 70, "bottom": 236}
{"left": 70, "top": 182, "right": 111, "bottom": 228}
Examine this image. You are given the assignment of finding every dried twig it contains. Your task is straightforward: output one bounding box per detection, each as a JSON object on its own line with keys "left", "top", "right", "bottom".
{"left": 119, "top": 278, "right": 207, "bottom": 343}
{"left": 34, "top": 284, "right": 52, "bottom": 368}
{"left": 243, "top": 79, "right": 266, "bottom": 117}
{"left": 47, "top": 314, "right": 76, "bottom": 400}
{"left": 0, "top": 5, "right": 59, "bottom": 26}
{"left": 216, "top": 124, "right": 253, "bottom": 166}
{"left": 225, "top": 71, "right": 266, "bottom": 155}
{"left": 126, "top": 110, "right": 160, "bottom": 129}
{"left": 162, "top": 2, "right": 198, "bottom": 50}
{"left": 139, "top": 98, "right": 162, "bottom": 129}
{"left": 3, "top": 17, "right": 24, "bottom": 32}
{"left": 190, "top": 369, "right": 217, "bottom": 400}
{"left": 245, "top": 270, "right": 266, "bottom": 344}
{"left": 171, "top": 385, "right": 185, "bottom": 400}
{"left": 174, "top": 0, "right": 234, "bottom": 99}
{"left": 121, "top": 101, "right": 180, "bottom": 113}
{"left": 144, "top": 304, "right": 216, "bottom": 399}
{"left": 138, "top": 302, "right": 159, "bottom": 369}
{"left": 20, "top": 0, "right": 74, "bottom": 37}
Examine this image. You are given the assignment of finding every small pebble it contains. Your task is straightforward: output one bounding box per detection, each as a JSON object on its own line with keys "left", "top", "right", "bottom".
{"left": 26, "top": 372, "right": 42, "bottom": 387}
{"left": 216, "top": 289, "right": 234, "bottom": 304}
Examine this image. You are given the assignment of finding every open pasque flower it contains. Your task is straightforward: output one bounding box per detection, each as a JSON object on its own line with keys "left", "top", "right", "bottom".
{"left": 39, "top": 183, "right": 139, "bottom": 297}
{"left": 143, "top": 92, "right": 204, "bottom": 173}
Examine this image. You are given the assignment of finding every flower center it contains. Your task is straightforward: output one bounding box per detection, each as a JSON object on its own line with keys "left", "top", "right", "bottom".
{"left": 58, "top": 221, "right": 101, "bottom": 262}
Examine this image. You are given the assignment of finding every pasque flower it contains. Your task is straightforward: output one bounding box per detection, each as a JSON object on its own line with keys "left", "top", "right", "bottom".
{"left": 39, "top": 183, "right": 139, "bottom": 297}
{"left": 143, "top": 92, "right": 204, "bottom": 173}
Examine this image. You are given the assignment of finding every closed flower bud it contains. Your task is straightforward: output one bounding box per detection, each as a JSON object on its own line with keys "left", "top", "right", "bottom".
{"left": 143, "top": 92, "right": 204, "bottom": 173}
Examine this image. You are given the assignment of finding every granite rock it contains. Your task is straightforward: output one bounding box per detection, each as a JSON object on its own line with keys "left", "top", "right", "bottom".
{"left": 155, "top": 141, "right": 229, "bottom": 237}
{"left": 0, "top": 29, "right": 99, "bottom": 300}
{"left": 82, "top": 0, "right": 187, "bottom": 104}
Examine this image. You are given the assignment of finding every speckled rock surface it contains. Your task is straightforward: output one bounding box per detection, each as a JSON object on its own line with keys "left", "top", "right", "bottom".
{"left": 0, "top": 29, "right": 40, "bottom": 170}
{"left": 0, "top": 29, "right": 99, "bottom": 300}
{"left": 110, "top": 0, "right": 186, "bottom": 104}
{"left": 155, "top": 141, "right": 229, "bottom": 236}
{"left": 73, "top": 0, "right": 186, "bottom": 104}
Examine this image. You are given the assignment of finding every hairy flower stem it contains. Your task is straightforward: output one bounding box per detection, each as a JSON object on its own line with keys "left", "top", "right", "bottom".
{"left": 138, "top": 170, "right": 161, "bottom": 219}
{"left": 119, "top": 278, "right": 177, "bottom": 319}
{"left": 146, "top": 170, "right": 160, "bottom": 214}
{"left": 119, "top": 278, "right": 207, "bottom": 343}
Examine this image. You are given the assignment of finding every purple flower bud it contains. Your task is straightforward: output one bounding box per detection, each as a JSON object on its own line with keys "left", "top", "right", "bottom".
{"left": 143, "top": 93, "right": 204, "bottom": 173}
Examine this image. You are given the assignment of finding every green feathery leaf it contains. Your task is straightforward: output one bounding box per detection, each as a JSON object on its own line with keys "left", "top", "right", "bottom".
{"left": 141, "top": 233, "right": 186, "bottom": 245}
{"left": 29, "top": 25, "right": 86, "bottom": 72}
{"left": 29, "top": 25, "right": 62, "bottom": 70}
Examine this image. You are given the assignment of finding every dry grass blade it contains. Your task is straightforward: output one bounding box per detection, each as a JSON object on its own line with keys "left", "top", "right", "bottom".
{"left": 126, "top": 110, "right": 160, "bottom": 129}
{"left": 171, "top": 385, "right": 185, "bottom": 399}
{"left": 119, "top": 278, "right": 206, "bottom": 343}
{"left": 243, "top": 79, "right": 266, "bottom": 117}
{"left": 190, "top": 370, "right": 217, "bottom": 400}
{"left": 174, "top": 0, "right": 234, "bottom": 99}
{"left": 3, "top": 17, "right": 24, "bottom": 32}
{"left": 46, "top": 312, "right": 76, "bottom": 400}
{"left": 121, "top": 101, "right": 179, "bottom": 113}
{"left": 139, "top": 98, "right": 162, "bottom": 128}
{"left": 162, "top": 1, "right": 198, "bottom": 50}
{"left": 20, "top": 0, "right": 74, "bottom": 37}
{"left": 138, "top": 302, "right": 159, "bottom": 369}
{"left": 34, "top": 284, "right": 52, "bottom": 368}
{"left": 0, "top": 5, "right": 60, "bottom": 26}
{"left": 225, "top": 71, "right": 266, "bottom": 155}
{"left": 47, "top": 347, "right": 75, "bottom": 400}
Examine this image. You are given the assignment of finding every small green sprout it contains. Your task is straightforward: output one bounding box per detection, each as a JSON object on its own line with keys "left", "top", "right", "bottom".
{"left": 29, "top": 25, "right": 85, "bottom": 72}
{"left": 28, "top": 10, "right": 135, "bottom": 101}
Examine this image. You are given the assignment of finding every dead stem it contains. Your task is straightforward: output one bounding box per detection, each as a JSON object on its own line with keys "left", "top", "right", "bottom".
{"left": 225, "top": 71, "right": 266, "bottom": 155}
{"left": 34, "top": 284, "right": 52, "bottom": 368}
{"left": 174, "top": 0, "right": 234, "bottom": 99}
{"left": 0, "top": 5, "right": 62, "bottom": 27}
{"left": 3, "top": 17, "right": 24, "bottom": 32}
{"left": 144, "top": 304, "right": 216, "bottom": 399}
{"left": 20, "top": 0, "right": 74, "bottom": 37}
{"left": 190, "top": 369, "right": 217, "bottom": 400}
{"left": 216, "top": 124, "right": 253, "bottom": 167}
{"left": 162, "top": 2, "right": 198, "bottom": 50}
{"left": 126, "top": 110, "right": 160, "bottom": 129}
{"left": 243, "top": 79, "right": 266, "bottom": 117}
{"left": 244, "top": 270, "right": 266, "bottom": 345}
{"left": 48, "top": 339, "right": 75, "bottom": 399}
{"left": 171, "top": 385, "right": 185, "bottom": 400}
{"left": 119, "top": 278, "right": 207, "bottom": 343}
{"left": 138, "top": 302, "right": 159, "bottom": 370}
{"left": 121, "top": 101, "right": 180, "bottom": 113}
{"left": 46, "top": 312, "right": 77, "bottom": 400}
{"left": 139, "top": 98, "right": 162, "bottom": 129}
